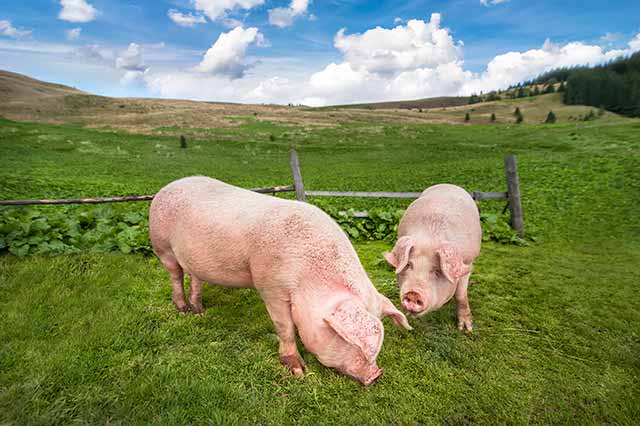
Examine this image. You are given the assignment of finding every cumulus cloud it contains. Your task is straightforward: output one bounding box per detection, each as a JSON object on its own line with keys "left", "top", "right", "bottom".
{"left": 168, "top": 9, "right": 207, "bottom": 27}
{"left": 193, "top": 0, "right": 264, "bottom": 21}
{"left": 143, "top": 13, "right": 640, "bottom": 107}
{"left": 600, "top": 32, "right": 622, "bottom": 44}
{"left": 480, "top": 0, "right": 509, "bottom": 6}
{"left": 66, "top": 27, "right": 82, "bottom": 40}
{"left": 269, "top": 0, "right": 311, "bottom": 28}
{"left": 0, "top": 20, "right": 31, "bottom": 39}
{"left": 116, "top": 43, "right": 147, "bottom": 72}
{"left": 462, "top": 37, "right": 640, "bottom": 94}
{"left": 74, "top": 44, "right": 114, "bottom": 62}
{"left": 194, "top": 26, "right": 265, "bottom": 78}
{"left": 114, "top": 43, "right": 150, "bottom": 85}
{"left": 629, "top": 34, "right": 640, "bottom": 51}
{"left": 58, "top": 0, "right": 98, "bottom": 23}
{"left": 334, "top": 14, "right": 461, "bottom": 75}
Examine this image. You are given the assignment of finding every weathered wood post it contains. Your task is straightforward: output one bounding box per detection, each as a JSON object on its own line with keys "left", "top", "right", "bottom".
{"left": 504, "top": 154, "right": 524, "bottom": 237}
{"left": 180, "top": 135, "right": 187, "bottom": 149}
{"left": 289, "top": 149, "right": 306, "bottom": 202}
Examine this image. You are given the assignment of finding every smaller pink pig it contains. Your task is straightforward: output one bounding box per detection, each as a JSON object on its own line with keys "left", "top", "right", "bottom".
{"left": 384, "top": 184, "right": 481, "bottom": 332}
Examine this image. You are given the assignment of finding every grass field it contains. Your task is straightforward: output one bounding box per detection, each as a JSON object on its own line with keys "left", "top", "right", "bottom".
{"left": 1, "top": 115, "right": 640, "bottom": 425}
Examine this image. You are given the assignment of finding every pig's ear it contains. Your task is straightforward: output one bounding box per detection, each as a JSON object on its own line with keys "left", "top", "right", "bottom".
{"left": 384, "top": 236, "right": 414, "bottom": 274}
{"left": 379, "top": 296, "right": 412, "bottom": 330}
{"left": 324, "top": 299, "right": 384, "bottom": 363}
{"left": 437, "top": 242, "right": 471, "bottom": 283}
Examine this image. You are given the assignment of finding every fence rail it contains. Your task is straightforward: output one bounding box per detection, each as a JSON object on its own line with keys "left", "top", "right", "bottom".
{"left": 0, "top": 148, "right": 524, "bottom": 235}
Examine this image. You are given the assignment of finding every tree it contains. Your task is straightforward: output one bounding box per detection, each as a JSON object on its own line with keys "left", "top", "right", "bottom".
{"left": 514, "top": 108, "right": 524, "bottom": 123}
{"left": 517, "top": 87, "right": 526, "bottom": 98}
{"left": 545, "top": 111, "right": 557, "bottom": 124}
{"left": 490, "top": 113, "right": 496, "bottom": 122}
{"left": 544, "top": 84, "right": 556, "bottom": 94}
{"left": 464, "top": 112, "right": 471, "bottom": 122}
{"left": 557, "top": 81, "right": 566, "bottom": 92}
{"left": 533, "top": 86, "right": 541, "bottom": 96}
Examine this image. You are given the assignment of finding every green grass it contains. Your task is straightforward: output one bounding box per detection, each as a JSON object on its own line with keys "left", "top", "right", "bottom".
{"left": 1, "top": 116, "right": 639, "bottom": 425}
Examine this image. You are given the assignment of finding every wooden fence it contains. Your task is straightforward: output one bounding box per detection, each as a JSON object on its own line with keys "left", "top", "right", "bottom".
{"left": 0, "top": 150, "right": 524, "bottom": 236}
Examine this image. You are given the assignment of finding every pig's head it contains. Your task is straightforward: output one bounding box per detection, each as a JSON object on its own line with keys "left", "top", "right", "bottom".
{"left": 384, "top": 236, "right": 470, "bottom": 316}
{"left": 319, "top": 297, "right": 410, "bottom": 385}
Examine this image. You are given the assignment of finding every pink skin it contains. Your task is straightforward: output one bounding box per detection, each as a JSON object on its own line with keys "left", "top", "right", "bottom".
{"left": 384, "top": 184, "right": 481, "bottom": 332}
{"left": 149, "top": 176, "right": 411, "bottom": 385}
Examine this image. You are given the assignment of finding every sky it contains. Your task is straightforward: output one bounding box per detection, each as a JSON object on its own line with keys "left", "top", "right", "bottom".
{"left": 1, "top": 1, "right": 639, "bottom": 106}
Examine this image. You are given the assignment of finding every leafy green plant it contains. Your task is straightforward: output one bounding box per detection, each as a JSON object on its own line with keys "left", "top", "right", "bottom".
{"left": 0, "top": 204, "right": 529, "bottom": 257}
{"left": 0, "top": 206, "right": 152, "bottom": 257}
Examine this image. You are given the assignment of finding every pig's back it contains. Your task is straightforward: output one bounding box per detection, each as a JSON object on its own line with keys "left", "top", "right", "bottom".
{"left": 400, "top": 184, "right": 481, "bottom": 256}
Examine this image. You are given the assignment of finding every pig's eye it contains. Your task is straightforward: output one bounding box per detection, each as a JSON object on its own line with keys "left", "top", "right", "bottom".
{"left": 431, "top": 269, "right": 442, "bottom": 279}
{"left": 405, "top": 261, "right": 414, "bottom": 271}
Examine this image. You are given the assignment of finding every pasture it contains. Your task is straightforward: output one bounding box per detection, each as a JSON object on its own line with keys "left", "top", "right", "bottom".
{"left": 1, "top": 116, "right": 639, "bottom": 425}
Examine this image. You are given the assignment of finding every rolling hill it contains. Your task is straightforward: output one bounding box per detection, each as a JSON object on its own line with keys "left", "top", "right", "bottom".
{"left": 0, "top": 69, "right": 630, "bottom": 134}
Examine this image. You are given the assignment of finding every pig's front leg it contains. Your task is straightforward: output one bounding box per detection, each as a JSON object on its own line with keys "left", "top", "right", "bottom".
{"left": 455, "top": 273, "right": 473, "bottom": 332}
{"left": 262, "top": 295, "right": 306, "bottom": 377}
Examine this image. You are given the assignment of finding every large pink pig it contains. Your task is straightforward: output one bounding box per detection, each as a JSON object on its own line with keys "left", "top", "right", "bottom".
{"left": 384, "top": 184, "right": 481, "bottom": 332}
{"left": 149, "top": 176, "right": 411, "bottom": 385}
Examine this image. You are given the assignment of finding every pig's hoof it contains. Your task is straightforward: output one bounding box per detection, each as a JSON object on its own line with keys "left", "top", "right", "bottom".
{"left": 174, "top": 303, "right": 190, "bottom": 314}
{"left": 280, "top": 354, "right": 306, "bottom": 377}
{"left": 189, "top": 303, "right": 205, "bottom": 316}
{"left": 457, "top": 316, "right": 473, "bottom": 332}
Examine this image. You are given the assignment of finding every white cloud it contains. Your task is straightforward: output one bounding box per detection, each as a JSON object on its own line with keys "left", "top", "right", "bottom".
{"left": 193, "top": 0, "right": 264, "bottom": 21}
{"left": 66, "top": 27, "right": 82, "bottom": 40}
{"left": 74, "top": 44, "right": 114, "bottom": 62}
{"left": 334, "top": 14, "right": 461, "bottom": 75}
{"left": 480, "top": 0, "right": 509, "bottom": 6}
{"left": 121, "top": 69, "right": 148, "bottom": 86}
{"left": 269, "top": 0, "right": 311, "bottom": 28}
{"left": 58, "top": 0, "right": 98, "bottom": 23}
{"left": 194, "top": 26, "right": 265, "bottom": 78}
{"left": 168, "top": 9, "right": 207, "bottom": 27}
{"left": 116, "top": 43, "right": 147, "bottom": 72}
{"left": 115, "top": 43, "right": 151, "bottom": 86}
{"left": 462, "top": 37, "right": 640, "bottom": 94}
{"left": 600, "top": 32, "right": 622, "bottom": 43}
{"left": 629, "top": 34, "right": 640, "bottom": 51}
{"left": 0, "top": 20, "right": 32, "bottom": 39}
{"left": 141, "top": 12, "right": 640, "bottom": 107}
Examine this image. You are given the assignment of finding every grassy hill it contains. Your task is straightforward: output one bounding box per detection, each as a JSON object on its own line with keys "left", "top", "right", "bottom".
{"left": 0, "top": 70, "right": 630, "bottom": 134}
{"left": 327, "top": 96, "right": 469, "bottom": 110}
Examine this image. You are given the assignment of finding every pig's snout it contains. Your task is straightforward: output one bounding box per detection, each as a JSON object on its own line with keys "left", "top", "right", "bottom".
{"left": 362, "top": 367, "right": 384, "bottom": 386}
{"left": 402, "top": 291, "right": 426, "bottom": 314}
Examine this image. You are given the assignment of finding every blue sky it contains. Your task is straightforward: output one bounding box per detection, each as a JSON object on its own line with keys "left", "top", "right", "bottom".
{"left": 1, "top": 1, "right": 639, "bottom": 105}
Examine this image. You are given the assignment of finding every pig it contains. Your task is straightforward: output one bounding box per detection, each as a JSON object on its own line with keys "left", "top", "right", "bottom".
{"left": 149, "top": 176, "right": 411, "bottom": 385}
{"left": 384, "top": 184, "right": 481, "bottom": 332}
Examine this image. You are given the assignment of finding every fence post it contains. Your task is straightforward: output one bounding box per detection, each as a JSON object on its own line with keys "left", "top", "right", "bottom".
{"left": 289, "top": 150, "right": 306, "bottom": 202}
{"left": 504, "top": 154, "right": 524, "bottom": 237}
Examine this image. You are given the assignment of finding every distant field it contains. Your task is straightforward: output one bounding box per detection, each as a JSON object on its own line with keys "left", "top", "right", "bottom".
{"left": 1, "top": 114, "right": 639, "bottom": 425}
{"left": 0, "top": 70, "right": 628, "bottom": 133}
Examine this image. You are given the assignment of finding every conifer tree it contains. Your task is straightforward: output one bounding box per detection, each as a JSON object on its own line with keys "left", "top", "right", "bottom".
{"left": 545, "top": 111, "right": 557, "bottom": 124}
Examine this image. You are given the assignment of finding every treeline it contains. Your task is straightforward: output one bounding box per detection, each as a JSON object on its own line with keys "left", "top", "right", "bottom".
{"left": 526, "top": 52, "right": 640, "bottom": 117}
{"left": 564, "top": 53, "right": 640, "bottom": 117}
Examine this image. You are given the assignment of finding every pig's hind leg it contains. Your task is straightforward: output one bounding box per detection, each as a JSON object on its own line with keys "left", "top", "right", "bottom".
{"left": 455, "top": 272, "right": 473, "bottom": 332}
{"left": 188, "top": 275, "right": 205, "bottom": 315}
{"left": 157, "top": 250, "right": 189, "bottom": 314}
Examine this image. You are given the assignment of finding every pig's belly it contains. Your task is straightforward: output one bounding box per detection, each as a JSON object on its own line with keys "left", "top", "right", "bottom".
{"left": 173, "top": 246, "right": 255, "bottom": 289}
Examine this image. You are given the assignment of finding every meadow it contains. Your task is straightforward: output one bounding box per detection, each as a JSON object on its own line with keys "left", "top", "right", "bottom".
{"left": 1, "top": 115, "right": 639, "bottom": 425}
